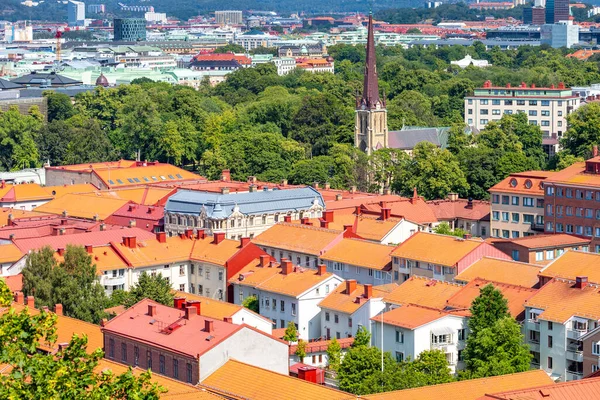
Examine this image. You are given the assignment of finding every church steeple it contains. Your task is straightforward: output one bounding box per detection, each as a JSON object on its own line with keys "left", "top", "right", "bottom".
{"left": 361, "top": 12, "right": 381, "bottom": 109}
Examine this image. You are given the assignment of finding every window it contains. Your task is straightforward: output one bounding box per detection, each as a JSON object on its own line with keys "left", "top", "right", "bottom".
{"left": 586, "top": 208, "right": 594, "bottom": 218}
{"left": 594, "top": 365, "right": 600, "bottom": 373}
{"left": 205, "top": 268, "right": 210, "bottom": 280}
{"left": 336, "top": 332, "right": 341, "bottom": 339}
{"left": 147, "top": 351, "right": 152, "bottom": 371}
{"left": 480, "top": 109, "right": 489, "bottom": 115}
{"left": 109, "top": 338, "right": 115, "bottom": 358}
{"left": 502, "top": 195, "right": 509, "bottom": 204}
{"left": 548, "top": 321, "right": 553, "bottom": 331}
{"left": 528, "top": 110, "right": 537, "bottom": 116}
{"left": 505, "top": 100, "right": 513, "bottom": 105}
{"left": 458, "top": 329, "right": 466, "bottom": 341}
{"left": 511, "top": 250, "right": 519, "bottom": 261}
{"left": 546, "top": 222, "right": 554, "bottom": 232}
{"left": 547, "top": 357, "right": 553, "bottom": 369}
{"left": 218, "top": 271, "right": 224, "bottom": 281}
{"left": 480, "top": 119, "right": 488, "bottom": 125}
{"left": 348, "top": 318, "right": 353, "bottom": 328}
{"left": 272, "top": 299, "right": 276, "bottom": 310}
{"left": 529, "top": 100, "right": 537, "bottom": 106}
{"left": 396, "top": 352, "right": 404, "bottom": 362}
{"left": 179, "top": 284, "right": 185, "bottom": 292}
{"left": 546, "top": 186, "right": 555, "bottom": 196}
{"left": 587, "top": 226, "right": 594, "bottom": 237}
{"left": 577, "top": 190, "right": 584, "bottom": 199}
{"left": 541, "top": 100, "right": 550, "bottom": 106}
{"left": 546, "top": 204, "right": 553, "bottom": 216}
{"left": 517, "top": 100, "right": 526, "bottom": 106}
{"left": 492, "top": 194, "right": 500, "bottom": 203}
{"left": 523, "top": 197, "right": 534, "bottom": 207}
{"left": 537, "top": 199, "right": 544, "bottom": 208}
{"left": 492, "top": 211, "right": 500, "bottom": 221}
{"left": 511, "top": 196, "right": 519, "bottom": 206}
{"left": 431, "top": 334, "right": 450, "bottom": 344}
{"left": 512, "top": 213, "right": 519, "bottom": 223}
{"left": 492, "top": 109, "right": 500, "bottom": 115}
{"left": 592, "top": 342, "right": 600, "bottom": 355}
{"left": 396, "top": 330, "right": 404, "bottom": 343}
{"left": 186, "top": 363, "right": 192, "bottom": 383}
{"left": 547, "top": 335, "right": 553, "bottom": 348}
{"left": 536, "top": 251, "right": 544, "bottom": 261}
{"left": 173, "top": 359, "right": 179, "bottom": 379}
{"left": 546, "top": 250, "right": 554, "bottom": 260}
{"left": 523, "top": 214, "right": 534, "bottom": 225}
{"left": 502, "top": 230, "right": 509, "bottom": 238}
{"left": 325, "top": 284, "right": 330, "bottom": 294}
{"left": 334, "top": 314, "right": 339, "bottom": 323}
{"left": 291, "top": 303, "right": 296, "bottom": 316}
{"left": 159, "top": 355, "right": 166, "bottom": 374}
{"left": 567, "top": 224, "right": 573, "bottom": 234}
{"left": 325, "top": 312, "right": 330, "bottom": 322}
{"left": 566, "top": 206, "right": 573, "bottom": 216}
{"left": 480, "top": 99, "right": 488, "bottom": 105}
{"left": 281, "top": 320, "right": 285, "bottom": 328}
{"left": 134, "top": 346, "right": 139, "bottom": 366}
{"left": 121, "top": 343, "right": 127, "bottom": 362}
{"left": 502, "top": 212, "right": 509, "bottom": 222}
{"left": 556, "top": 223, "right": 563, "bottom": 232}
{"left": 512, "top": 231, "right": 519, "bottom": 238}
{"left": 280, "top": 300, "right": 285, "bottom": 312}
{"left": 458, "top": 350, "right": 464, "bottom": 362}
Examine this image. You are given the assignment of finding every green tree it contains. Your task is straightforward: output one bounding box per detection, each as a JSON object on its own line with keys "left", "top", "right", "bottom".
{"left": 433, "top": 221, "right": 468, "bottom": 238}
{"left": 214, "top": 44, "right": 246, "bottom": 53}
{"left": 242, "top": 295, "right": 259, "bottom": 313}
{"left": 561, "top": 102, "right": 600, "bottom": 158}
{"left": 326, "top": 337, "right": 342, "bottom": 372}
{"left": 124, "top": 272, "right": 174, "bottom": 308}
{"left": 0, "top": 106, "right": 42, "bottom": 170}
{"left": 406, "top": 349, "right": 454, "bottom": 386}
{"left": 548, "top": 151, "right": 585, "bottom": 171}
{"left": 468, "top": 284, "right": 510, "bottom": 334}
{"left": 338, "top": 345, "right": 397, "bottom": 395}
{"left": 283, "top": 321, "right": 299, "bottom": 342}
{"left": 353, "top": 325, "right": 371, "bottom": 347}
{"left": 295, "top": 339, "right": 307, "bottom": 359}
{"left": 44, "top": 91, "right": 75, "bottom": 122}
{"left": 0, "top": 278, "right": 13, "bottom": 306}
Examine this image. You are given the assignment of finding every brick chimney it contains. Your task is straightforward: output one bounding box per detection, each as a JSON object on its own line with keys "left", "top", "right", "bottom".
{"left": 186, "top": 300, "right": 201, "bottom": 315}
{"left": 156, "top": 231, "right": 166, "bottom": 243}
{"left": 55, "top": 304, "right": 63, "bottom": 316}
{"left": 323, "top": 210, "right": 334, "bottom": 223}
{"left": 249, "top": 184, "right": 257, "bottom": 193}
{"left": 185, "top": 228, "right": 193, "bottom": 239}
{"left": 14, "top": 291, "right": 24, "bottom": 304}
{"left": 148, "top": 304, "right": 157, "bottom": 316}
{"left": 320, "top": 220, "right": 329, "bottom": 229}
{"left": 129, "top": 219, "right": 137, "bottom": 228}
{"left": 281, "top": 259, "right": 293, "bottom": 275}
{"left": 466, "top": 197, "right": 473, "bottom": 209}
{"left": 57, "top": 248, "right": 65, "bottom": 256}
{"left": 26, "top": 296, "right": 34, "bottom": 308}
{"left": 7, "top": 214, "right": 13, "bottom": 226}
{"left": 313, "top": 182, "right": 319, "bottom": 189}
{"left": 335, "top": 194, "right": 342, "bottom": 201}
{"left": 384, "top": 187, "right": 391, "bottom": 195}
{"left": 260, "top": 254, "right": 270, "bottom": 267}
{"left": 410, "top": 187, "right": 418, "bottom": 204}
{"left": 447, "top": 193, "right": 459, "bottom": 202}
{"left": 205, "top": 319, "right": 214, "bottom": 333}
{"left": 248, "top": 176, "right": 257, "bottom": 184}
{"left": 300, "top": 217, "right": 309, "bottom": 225}
{"left": 575, "top": 276, "right": 588, "bottom": 289}
{"left": 224, "top": 316, "right": 233, "bottom": 323}
{"left": 184, "top": 306, "right": 197, "bottom": 320}
{"left": 197, "top": 229, "right": 205, "bottom": 239}
{"left": 281, "top": 179, "right": 288, "bottom": 186}
{"left": 85, "top": 245, "right": 93, "bottom": 254}
{"left": 240, "top": 237, "right": 250, "bottom": 247}
{"left": 284, "top": 215, "right": 292, "bottom": 223}
{"left": 100, "top": 223, "right": 106, "bottom": 231}
{"left": 213, "top": 232, "right": 225, "bottom": 244}
{"left": 324, "top": 182, "right": 331, "bottom": 190}
{"left": 380, "top": 208, "right": 391, "bottom": 221}
{"left": 345, "top": 279, "right": 357, "bottom": 294}
{"left": 364, "top": 284, "right": 373, "bottom": 299}
{"left": 123, "top": 236, "right": 137, "bottom": 249}
{"left": 221, "top": 187, "right": 230, "bottom": 195}
{"left": 463, "top": 233, "right": 472, "bottom": 240}
{"left": 174, "top": 297, "right": 186, "bottom": 309}
{"left": 350, "top": 185, "right": 357, "bottom": 194}
{"left": 317, "top": 264, "right": 327, "bottom": 275}
{"left": 221, "top": 169, "right": 231, "bottom": 182}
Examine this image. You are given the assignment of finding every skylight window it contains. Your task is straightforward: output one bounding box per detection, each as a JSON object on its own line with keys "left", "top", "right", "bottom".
{"left": 116, "top": 179, "right": 124, "bottom": 184}
{"left": 168, "top": 175, "right": 175, "bottom": 179}
{"left": 176, "top": 174, "right": 183, "bottom": 179}
{"left": 160, "top": 176, "right": 167, "bottom": 180}
{"left": 127, "top": 178, "right": 135, "bottom": 183}
{"left": 133, "top": 178, "right": 140, "bottom": 183}
{"left": 143, "top": 177, "right": 150, "bottom": 182}
{"left": 108, "top": 180, "right": 115, "bottom": 185}
{"left": 151, "top": 176, "right": 158, "bottom": 181}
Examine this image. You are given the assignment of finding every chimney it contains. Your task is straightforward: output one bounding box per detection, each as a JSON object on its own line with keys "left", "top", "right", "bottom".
{"left": 594, "top": 145, "right": 599, "bottom": 158}
{"left": 205, "top": 319, "right": 214, "bottom": 333}
{"left": 260, "top": 254, "right": 270, "bottom": 267}
{"left": 59, "top": 228, "right": 65, "bottom": 236}
{"left": 335, "top": 193, "right": 342, "bottom": 201}
{"left": 345, "top": 279, "right": 357, "bottom": 294}
{"left": 313, "top": 182, "right": 319, "bottom": 189}
{"left": 14, "top": 292, "right": 24, "bottom": 304}
{"left": 466, "top": 197, "right": 473, "bottom": 209}
{"left": 221, "top": 169, "right": 231, "bottom": 182}
{"left": 62, "top": 210, "right": 68, "bottom": 217}
{"left": 100, "top": 223, "right": 106, "bottom": 231}
{"left": 324, "top": 182, "right": 331, "bottom": 190}
{"left": 380, "top": 208, "right": 391, "bottom": 221}
{"left": 85, "top": 245, "right": 93, "bottom": 254}
{"left": 283, "top": 215, "right": 292, "bottom": 223}
{"left": 575, "top": 276, "right": 588, "bottom": 289}
{"left": 0, "top": 180, "right": 4, "bottom": 189}
{"left": 384, "top": 187, "right": 391, "bottom": 195}
{"left": 197, "top": 229, "right": 206, "bottom": 239}
{"left": 26, "top": 296, "right": 34, "bottom": 308}
{"left": 148, "top": 304, "right": 157, "bottom": 316}
{"left": 186, "top": 300, "right": 201, "bottom": 315}
{"left": 350, "top": 185, "right": 357, "bottom": 194}
{"left": 55, "top": 304, "right": 63, "bottom": 316}
{"left": 123, "top": 236, "right": 137, "bottom": 249}
{"left": 300, "top": 217, "right": 309, "bottom": 225}
{"left": 248, "top": 176, "right": 257, "bottom": 184}
{"left": 184, "top": 306, "right": 197, "bottom": 320}
{"left": 174, "top": 297, "right": 186, "bottom": 309}
{"left": 463, "top": 233, "right": 472, "bottom": 240}
{"left": 323, "top": 210, "right": 334, "bottom": 223}
{"left": 147, "top": 207, "right": 154, "bottom": 214}
{"left": 213, "top": 232, "right": 225, "bottom": 244}
{"left": 281, "top": 178, "right": 288, "bottom": 186}
{"left": 156, "top": 231, "right": 166, "bottom": 243}
{"left": 128, "top": 204, "right": 135, "bottom": 212}
{"left": 221, "top": 187, "right": 230, "bottom": 195}
{"left": 240, "top": 237, "right": 250, "bottom": 247}
{"left": 343, "top": 224, "right": 353, "bottom": 233}
{"left": 224, "top": 316, "right": 233, "bottom": 323}
{"left": 355, "top": 205, "right": 361, "bottom": 216}
{"left": 317, "top": 264, "right": 327, "bottom": 275}
{"left": 410, "top": 187, "right": 418, "bottom": 204}
{"left": 364, "top": 284, "right": 373, "bottom": 299}
{"left": 100, "top": 319, "right": 107, "bottom": 327}
{"left": 129, "top": 219, "right": 136, "bottom": 228}
{"left": 281, "top": 259, "right": 293, "bottom": 275}
{"left": 7, "top": 213, "right": 13, "bottom": 226}
{"left": 249, "top": 184, "right": 257, "bottom": 193}
{"left": 185, "top": 228, "right": 193, "bottom": 239}
{"left": 57, "top": 248, "right": 65, "bottom": 256}
{"left": 447, "top": 193, "right": 458, "bottom": 202}
{"left": 320, "top": 220, "right": 329, "bottom": 229}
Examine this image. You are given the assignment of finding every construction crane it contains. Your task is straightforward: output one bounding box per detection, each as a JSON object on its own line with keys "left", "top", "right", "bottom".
{"left": 55, "top": 30, "right": 62, "bottom": 62}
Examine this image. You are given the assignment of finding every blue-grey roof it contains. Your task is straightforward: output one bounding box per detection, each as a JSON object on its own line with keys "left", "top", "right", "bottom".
{"left": 166, "top": 186, "right": 325, "bottom": 219}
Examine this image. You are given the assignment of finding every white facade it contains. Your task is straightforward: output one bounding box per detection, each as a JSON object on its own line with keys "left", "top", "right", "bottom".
{"left": 451, "top": 54, "right": 490, "bottom": 68}
{"left": 322, "top": 261, "right": 393, "bottom": 286}
{"left": 215, "top": 10, "right": 243, "bottom": 25}
{"left": 320, "top": 298, "right": 386, "bottom": 340}
{"left": 372, "top": 313, "right": 468, "bottom": 372}
{"left": 230, "top": 307, "right": 274, "bottom": 335}
{"left": 188, "top": 261, "right": 227, "bottom": 301}
{"left": 273, "top": 57, "right": 296, "bottom": 75}
{"left": 234, "top": 33, "right": 278, "bottom": 51}
{"left": 0, "top": 199, "right": 50, "bottom": 211}
{"left": 68, "top": 1, "right": 86, "bottom": 27}
{"left": 144, "top": 12, "right": 167, "bottom": 23}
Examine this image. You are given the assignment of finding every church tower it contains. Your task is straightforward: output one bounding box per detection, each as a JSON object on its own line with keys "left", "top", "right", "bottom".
{"left": 355, "top": 12, "right": 388, "bottom": 156}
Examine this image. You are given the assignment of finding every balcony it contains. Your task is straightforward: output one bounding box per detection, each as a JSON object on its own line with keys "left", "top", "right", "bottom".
{"left": 566, "top": 370, "right": 583, "bottom": 381}
{"left": 531, "top": 361, "right": 540, "bottom": 369}
{"left": 532, "top": 223, "right": 545, "bottom": 232}
{"left": 566, "top": 350, "right": 584, "bottom": 362}
{"left": 526, "top": 320, "right": 540, "bottom": 331}
{"left": 528, "top": 340, "right": 540, "bottom": 353}
{"left": 567, "top": 329, "right": 588, "bottom": 340}
{"left": 102, "top": 275, "right": 126, "bottom": 286}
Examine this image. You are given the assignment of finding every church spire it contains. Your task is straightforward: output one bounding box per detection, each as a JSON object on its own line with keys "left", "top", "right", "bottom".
{"left": 361, "top": 12, "right": 380, "bottom": 109}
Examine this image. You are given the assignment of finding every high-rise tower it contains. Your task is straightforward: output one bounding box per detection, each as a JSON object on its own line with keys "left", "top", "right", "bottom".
{"left": 354, "top": 12, "right": 387, "bottom": 155}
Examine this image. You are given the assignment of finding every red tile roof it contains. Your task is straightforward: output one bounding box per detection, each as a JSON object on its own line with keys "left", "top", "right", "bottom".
{"left": 480, "top": 376, "right": 600, "bottom": 399}
{"left": 2, "top": 274, "right": 22, "bottom": 292}
{"left": 426, "top": 198, "right": 490, "bottom": 221}
{"left": 361, "top": 197, "right": 438, "bottom": 225}
{"left": 489, "top": 171, "right": 555, "bottom": 196}
{"left": 491, "top": 234, "right": 590, "bottom": 249}
{"left": 289, "top": 337, "right": 354, "bottom": 355}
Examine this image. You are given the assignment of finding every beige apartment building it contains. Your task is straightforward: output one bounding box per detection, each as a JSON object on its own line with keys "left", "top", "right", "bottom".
{"left": 489, "top": 171, "right": 556, "bottom": 239}
{"left": 465, "top": 81, "right": 580, "bottom": 156}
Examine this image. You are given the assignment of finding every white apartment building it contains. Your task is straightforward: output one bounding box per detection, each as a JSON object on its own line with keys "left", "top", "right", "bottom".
{"left": 144, "top": 12, "right": 167, "bottom": 23}
{"left": 234, "top": 30, "right": 278, "bottom": 51}
{"left": 371, "top": 304, "right": 468, "bottom": 373}
{"left": 524, "top": 277, "right": 600, "bottom": 381}
{"left": 215, "top": 10, "right": 243, "bottom": 25}
{"left": 231, "top": 258, "right": 343, "bottom": 340}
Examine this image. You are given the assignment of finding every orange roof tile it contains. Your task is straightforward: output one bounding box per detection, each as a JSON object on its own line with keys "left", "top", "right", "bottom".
{"left": 321, "top": 238, "right": 393, "bottom": 270}
{"left": 2, "top": 274, "right": 22, "bottom": 292}
{"left": 172, "top": 291, "right": 245, "bottom": 320}
{"left": 0, "top": 208, "right": 51, "bottom": 226}
{"left": 363, "top": 370, "right": 553, "bottom": 400}
{"left": 384, "top": 276, "right": 463, "bottom": 309}
{"left": 54, "top": 244, "right": 128, "bottom": 273}
{"left": 391, "top": 231, "right": 484, "bottom": 267}
{"left": 0, "top": 242, "right": 24, "bottom": 264}
{"left": 480, "top": 376, "right": 600, "bottom": 399}
{"left": 0, "top": 183, "right": 53, "bottom": 203}
{"left": 252, "top": 223, "right": 341, "bottom": 256}
{"left": 489, "top": 171, "right": 554, "bottom": 195}
{"left": 445, "top": 279, "right": 538, "bottom": 319}
{"left": 426, "top": 198, "right": 490, "bottom": 221}
{"left": 201, "top": 359, "right": 353, "bottom": 400}
{"left": 190, "top": 236, "right": 243, "bottom": 266}
{"left": 543, "top": 161, "right": 600, "bottom": 189}
{"left": 94, "top": 164, "right": 200, "bottom": 188}
{"left": 454, "top": 257, "right": 542, "bottom": 287}
{"left": 291, "top": 213, "right": 402, "bottom": 242}
{"left": 82, "top": 187, "right": 174, "bottom": 206}
{"left": 361, "top": 197, "right": 438, "bottom": 224}
{"left": 114, "top": 236, "right": 195, "bottom": 268}
{"left": 372, "top": 304, "right": 453, "bottom": 329}
{"left": 493, "top": 234, "right": 590, "bottom": 249}
{"left": 44, "top": 183, "right": 98, "bottom": 198}
{"left": 525, "top": 278, "right": 600, "bottom": 323}
{"left": 318, "top": 283, "right": 396, "bottom": 314}
{"left": 34, "top": 194, "right": 130, "bottom": 220}
{"left": 539, "top": 250, "right": 600, "bottom": 283}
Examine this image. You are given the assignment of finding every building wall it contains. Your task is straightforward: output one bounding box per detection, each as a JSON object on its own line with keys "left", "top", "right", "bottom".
{"left": 199, "top": 327, "right": 289, "bottom": 379}
{"left": 45, "top": 169, "right": 105, "bottom": 189}
{"left": 490, "top": 190, "right": 545, "bottom": 238}
{"left": 320, "top": 298, "right": 385, "bottom": 339}
{"left": 493, "top": 241, "right": 588, "bottom": 264}
{"left": 323, "top": 260, "right": 393, "bottom": 286}
{"left": 380, "top": 220, "right": 420, "bottom": 245}
{"left": 231, "top": 308, "right": 273, "bottom": 334}
{"left": 0, "top": 198, "right": 52, "bottom": 211}
{"left": 456, "top": 242, "right": 511, "bottom": 274}
{"left": 354, "top": 108, "right": 388, "bottom": 156}
{"left": 0, "top": 97, "right": 48, "bottom": 120}
{"left": 188, "top": 261, "right": 227, "bottom": 301}
{"left": 582, "top": 329, "right": 600, "bottom": 376}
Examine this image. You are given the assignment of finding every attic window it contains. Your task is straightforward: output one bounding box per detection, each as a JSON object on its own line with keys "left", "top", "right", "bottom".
{"left": 133, "top": 178, "right": 141, "bottom": 183}
{"left": 160, "top": 176, "right": 167, "bottom": 180}
{"left": 524, "top": 179, "right": 532, "bottom": 189}
{"left": 116, "top": 179, "right": 124, "bottom": 184}
{"left": 176, "top": 174, "right": 183, "bottom": 179}
{"left": 143, "top": 177, "right": 150, "bottom": 182}
{"left": 168, "top": 175, "right": 175, "bottom": 179}
{"left": 127, "top": 178, "right": 135, "bottom": 183}
{"left": 108, "top": 180, "right": 115, "bottom": 185}
{"left": 510, "top": 178, "right": 518, "bottom": 187}
{"left": 151, "top": 176, "right": 158, "bottom": 181}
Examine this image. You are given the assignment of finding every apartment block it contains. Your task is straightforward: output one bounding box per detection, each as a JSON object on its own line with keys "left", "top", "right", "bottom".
{"left": 491, "top": 233, "right": 591, "bottom": 265}
{"left": 489, "top": 171, "right": 554, "bottom": 238}
{"left": 582, "top": 327, "right": 600, "bottom": 376}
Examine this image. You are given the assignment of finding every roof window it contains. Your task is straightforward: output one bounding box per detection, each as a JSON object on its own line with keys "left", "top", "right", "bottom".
{"left": 116, "top": 179, "right": 124, "bottom": 184}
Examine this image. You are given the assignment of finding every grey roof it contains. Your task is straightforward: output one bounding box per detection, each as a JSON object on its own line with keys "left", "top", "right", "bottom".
{"left": 0, "top": 78, "right": 23, "bottom": 90}
{"left": 11, "top": 72, "right": 83, "bottom": 86}
{"left": 166, "top": 186, "right": 325, "bottom": 219}
{"left": 17, "top": 85, "right": 96, "bottom": 99}
{"left": 388, "top": 127, "right": 450, "bottom": 150}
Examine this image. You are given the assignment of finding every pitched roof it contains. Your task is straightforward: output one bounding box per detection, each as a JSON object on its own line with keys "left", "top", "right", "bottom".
{"left": 0, "top": 243, "right": 24, "bottom": 264}
{"left": 492, "top": 234, "right": 590, "bottom": 250}
{"left": 363, "top": 370, "right": 553, "bottom": 400}
{"left": 480, "top": 376, "right": 600, "bottom": 399}
{"left": 426, "top": 198, "right": 490, "bottom": 221}
{"left": 454, "top": 257, "right": 542, "bottom": 288}
{"left": 34, "top": 194, "right": 130, "bottom": 220}
{"left": 391, "top": 231, "right": 484, "bottom": 266}
{"left": 384, "top": 276, "right": 463, "bottom": 309}
{"left": 55, "top": 244, "right": 128, "bottom": 273}
{"left": 0, "top": 78, "right": 22, "bottom": 90}
{"left": 291, "top": 213, "right": 403, "bottom": 242}
{"left": 171, "top": 291, "right": 244, "bottom": 320}
{"left": 445, "top": 279, "right": 538, "bottom": 319}
{"left": 361, "top": 198, "right": 438, "bottom": 224}
{"left": 252, "top": 223, "right": 342, "bottom": 256}
{"left": 114, "top": 235, "right": 195, "bottom": 267}
{"left": 86, "top": 187, "right": 175, "bottom": 206}
{"left": 372, "top": 304, "right": 453, "bottom": 329}
{"left": 543, "top": 161, "right": 600, "bottom": 189}
{"left": 489, "top": 171, "right": 555, "bottom": 195}
{"left": 387, "top": 128, "right": 442, "bottom": 150}
{"left": 525, "top": 278, "right": 600, "bottom": 323}
{"left": 3, "top": 274, "right": 22, "bottom": 292}
{"left": 0, "top": 183, "right": 53, "bottom": 203}
{"left": 539, "top": 250, "right": 600, "bottom": 283}
{"left": 201, "top": 359, "right": 353, "bottom": 400}
{"left": 189, "top": 236, "right": 245, "bottom": 266}
{"left": 44, "top": 184, "right": 99, "bottom": 198}
{"left": 318, "top": 283, "right": 395, "bottom": 314}
{"left": 289, "top": 337, "right": 354, "bottom": 355}
{"left": 321, "top": 238, "right": 393, "bottom": 270}
{"left": 10, "top": 71, "right": 82, "bottom": 86}
{"left": 0, "top": 208, "right": 50, "bottom": 227}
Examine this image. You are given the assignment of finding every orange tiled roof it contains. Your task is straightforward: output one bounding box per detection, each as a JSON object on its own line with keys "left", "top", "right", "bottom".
{"left": 480, "top": 376, "right": 600, "bottom": 399}
{"left": 541, "top": 162, "right": 600, "bottom": 189}
{"left": 34, "top": 194, "right": 130, "bottom": 220}
{"left": 3, "top": 274, "right": 22, "bottom": 292}
{"left": 426, "top": 198, "right": 490, "bottom": 221}
{"left": 372, "top": 304, "right": 453, "bottom": 329}
{"left": 201, "top": 359, "right": 353, "bottom": 400}
{"left": 454, "top": 257, "right": 542, "bottom": 288}
{"left": 361, "top": 197, "right": 438, "bottom": 224}
{"left": 363, "top": 370, "right": 553, "bottom": 400}
{"left": 0, "top": 242, "right": 24, "bottom": 264}
{"left": 291, "top": 214, "right": 402, "bottom": 242}
{"left": 384, "top": 276, "right": 463, "bottom": 309}
{"left": 0, "top": 208, "right": 50, "bottom": 226}
{"left": 566, "top": 49, "right": 600, "bottom": 60}
{"left": 445, "top": 279, "right": 537, "bottom": 319}
{"left": 318, "top": 283, "right": 396, "bottom": 314}
{"left": 54, "top": 244, "right": 128, "bottom": 273}
{"left": 44, "top": 183, "right": 99, "bottom": 198}
{"left": 94, "top": 164, "right": 200, "bottom": 188}
{"left": 321, "top": 238, "right": 393, "bottom": 270}
{"left": 114, "top": 236, "right": 195, "bottom": 268}
{"left": 494, "top": 234, "right": 590, "bottom": 249}
{"left": 489, "top": 171, "right": 554, "bottom": 195}
{"left": 0, "top": 183, "right": 53, "bottom": 203}
{"left": 525, "top": 278, "right": 600, "bottom": 323}
{"left": 83, "top": 187, "right": 175, "bottom": 206}
{"left": 539, "top": 250, "right": 600, "bottom": 283}
{"left": 190, "top": 236, "right": 243, "bottom": 266}
{"left": 391, "top": 231, "right": 484, "bottom": 266}
{"left": 252, "top": 223, "right": 341, "bottom": 256}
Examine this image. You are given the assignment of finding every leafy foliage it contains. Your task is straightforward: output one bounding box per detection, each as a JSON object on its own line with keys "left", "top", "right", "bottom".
{"left": 283, "top": 321, "right": 299, "bottom": 342}
{"left": 242, "top": 295, "right": 259, "bottom": 313}
{"left": 433, "top": 222, "right": 468, "bottom": 238}
{"left": 353, "top": 325, "right": 371, "bottom": 347}
{"left": 121, "top": 272, "right": 175, "bottom": 308}
{"left": 295, "top": 339, "right": 307, "bottom": 359}
{"left": 326, "top": 337, "right": 342, "bottom": 372}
